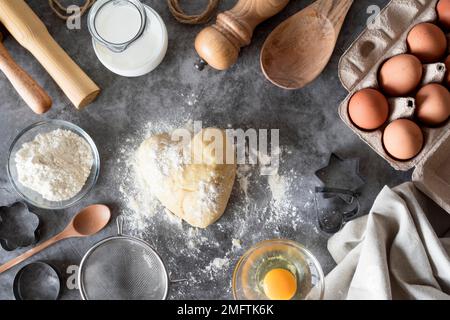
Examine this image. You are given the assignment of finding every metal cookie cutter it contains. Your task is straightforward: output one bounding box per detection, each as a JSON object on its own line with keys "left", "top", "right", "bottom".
{"left": 0, "top": 202, "right": 39, "bottom": 251}
{"left": 314, "top": 153, "right": 365, "bottom": 234}
{"left": 314, "top": 153, "right": 365, "bottom": 191}
{"left": 13, "top": 262, "right": 61, "bottom": 300}
{"left": 314, "top": 187, "right": 361, "bottom": 234}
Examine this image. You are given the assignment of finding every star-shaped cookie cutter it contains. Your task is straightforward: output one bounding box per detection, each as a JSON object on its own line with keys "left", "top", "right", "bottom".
{"left": 314, "top": 153, "right": 365, "bottom": 192}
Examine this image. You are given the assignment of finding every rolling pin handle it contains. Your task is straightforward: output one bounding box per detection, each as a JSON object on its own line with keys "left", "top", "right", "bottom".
{"left": 194, "top": 59, "right": 208, "bottom": 71}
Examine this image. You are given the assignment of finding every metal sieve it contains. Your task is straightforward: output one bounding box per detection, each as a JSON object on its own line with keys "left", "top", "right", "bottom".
{"left": 78, "top": 216, "right": 169, "bottom": 300}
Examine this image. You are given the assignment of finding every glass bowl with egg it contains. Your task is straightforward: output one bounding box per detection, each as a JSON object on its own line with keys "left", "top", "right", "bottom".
{"left": 7, "top": 120, "right": 100, "bottom": 210}
{"left": 232, "top": 239, "right": 325, "bottom": 300}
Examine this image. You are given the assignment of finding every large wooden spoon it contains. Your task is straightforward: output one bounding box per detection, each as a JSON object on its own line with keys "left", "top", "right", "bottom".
{"left": 261, "top": 0, "right": 353, "bottom": 89}
{"left": 0, "top": 204, "right": 111, "bottom": 274}
{"left": 0, "top": 31, "right": 52, "bottom": 114}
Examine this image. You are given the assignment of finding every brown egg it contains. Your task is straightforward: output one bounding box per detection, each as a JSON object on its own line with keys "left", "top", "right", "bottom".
{"left": 379, "top": 54, "right": 423, "bottom": 96}
{"left": 445, "top": 55, "right": 450, "bottom": 88}
{"left": 437, "top": 0, "right": 450, "bottom": 30}
{"left": 416, "top": 83, "right": 450, "bottom": 126}
{"left": 348, "top": 88, "right": 389, "bottom": 130}
{"left": 407, "top": 23, "right": 447, "bottom": 63}
{"left": 383, "top": 119, "right": 424, "bottom": 160}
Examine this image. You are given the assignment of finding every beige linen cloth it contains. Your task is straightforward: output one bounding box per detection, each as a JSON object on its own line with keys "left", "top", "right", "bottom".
{"left": 324, "top": 182, "right": 450, "bottom": 300}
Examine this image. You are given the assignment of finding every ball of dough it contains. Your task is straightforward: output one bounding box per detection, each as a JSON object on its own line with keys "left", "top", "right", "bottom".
{"left": 136, "top": 128, "right": 236, "bottom": 228}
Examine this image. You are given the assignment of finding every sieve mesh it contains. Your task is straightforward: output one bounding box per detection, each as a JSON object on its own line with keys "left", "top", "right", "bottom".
{"left": 79, "top": 237, "right": 168, "bottom": 300}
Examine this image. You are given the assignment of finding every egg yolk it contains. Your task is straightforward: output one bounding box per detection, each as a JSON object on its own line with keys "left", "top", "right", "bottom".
{"left": 263, "top": 268, "right": 297, "bottom": 300}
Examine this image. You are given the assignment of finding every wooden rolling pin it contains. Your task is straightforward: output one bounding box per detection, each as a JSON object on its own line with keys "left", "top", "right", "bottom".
{"left": 195, "top": 0, "right": 290, "bottom": 71}
{"left": 0, "top": 0, "right": 100, "bottom": 109}
{"left": 0, "top": 32, "right": 52, "bottom": 114}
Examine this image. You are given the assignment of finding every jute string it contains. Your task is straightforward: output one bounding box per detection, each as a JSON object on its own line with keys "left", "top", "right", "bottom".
{"left": 167, "top": 0, "right": 219, "bottom": 25}
{"left": 49, "top": 0, "right": 219, "bottom": 25}
{"left": 48, "top": 0, "right": 95, "bottom": 20}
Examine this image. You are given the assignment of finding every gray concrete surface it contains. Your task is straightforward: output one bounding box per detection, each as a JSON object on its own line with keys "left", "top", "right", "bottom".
{"left": 0, "top": 0, "right": 414, "bottom": 300}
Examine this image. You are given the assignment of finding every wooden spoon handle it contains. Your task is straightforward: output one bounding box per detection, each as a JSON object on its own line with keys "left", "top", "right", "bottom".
{"left": 0, "top": 233, "right": 67, "bottom": 274}
{"left": 0, "top": 42, "right": 52, "bottom": 114}
{"left": 315, "top": 0, "right": 353, "bottom": 30}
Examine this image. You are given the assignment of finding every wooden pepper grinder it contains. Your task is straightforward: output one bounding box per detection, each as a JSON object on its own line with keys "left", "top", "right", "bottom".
{"left": 194, "top": 0, "right": 290, "bottom": 71}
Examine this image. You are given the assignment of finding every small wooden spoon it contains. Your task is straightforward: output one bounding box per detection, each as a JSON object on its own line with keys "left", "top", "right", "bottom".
{"left": 0, "top": 31, "right": 52, "bottom": 114}
{"left": 261, "top": 0, "right": 353, "bottom": 89}
{"left": 0, "top": 204, "right": 111, "bottom": 274}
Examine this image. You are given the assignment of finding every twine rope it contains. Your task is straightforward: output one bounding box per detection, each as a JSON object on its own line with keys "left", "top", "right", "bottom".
{"left": 49, "top": 0, "right": 96, "bottom": 20}
{"left": 167, "top": 0, "right": 219, "bottom": 25}
{"left": 49, "top": 0, "right": 218, "bottom": 24}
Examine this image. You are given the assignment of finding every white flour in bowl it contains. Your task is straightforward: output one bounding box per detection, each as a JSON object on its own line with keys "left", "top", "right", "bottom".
{"left": 15, "top": 129, "right": 93, "bottom": 201}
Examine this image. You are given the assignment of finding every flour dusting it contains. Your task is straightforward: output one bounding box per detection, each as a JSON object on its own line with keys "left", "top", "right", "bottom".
{"left": 180, "top": 92, "right": 199, "bottom": 106}
{"left": 113, "top": 118, "right": 319, "bottom": 297}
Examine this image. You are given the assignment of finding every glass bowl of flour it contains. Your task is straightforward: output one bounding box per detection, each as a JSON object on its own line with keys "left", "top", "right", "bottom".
{"left": 7, "top": 120, "right": 100, "bottom": 210}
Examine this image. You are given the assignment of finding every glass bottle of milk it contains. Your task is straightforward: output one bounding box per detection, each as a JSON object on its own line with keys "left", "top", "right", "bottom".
{"left": 87, "top": 0, "right": 168, "bottom": 77}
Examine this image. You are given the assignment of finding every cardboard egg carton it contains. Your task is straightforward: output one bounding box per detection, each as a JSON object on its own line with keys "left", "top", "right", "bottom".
{"left": 338, "top": 0, "right": 450, "bottom": 213}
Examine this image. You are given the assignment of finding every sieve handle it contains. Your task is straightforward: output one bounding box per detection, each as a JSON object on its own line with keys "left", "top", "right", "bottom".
{"left": 116, "top": 216, "right": 124, "bottom": 235}
{"left": 170, "top": 279, "right": 188, "bottom": 284}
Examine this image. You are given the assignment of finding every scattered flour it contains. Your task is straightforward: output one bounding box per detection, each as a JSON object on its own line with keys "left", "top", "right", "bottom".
{"left": 180, "top": 92, "right": 199, "bottom": 106}
{"left": 268, "top": 173, "right": 287, "bottom": 206}
{"left": 198, "top": 180, "right": 220, "bottom": 214}
{"left": 114, "top": 119, "right": 320, "bottom": 294}
{"left": 236, "top": 165, "right": 252, "bottom": 199}
{"left": 15, "top": 129, "right": 93, "bottom": 201}
{"left": 205, "top": 257, "right": 230, "bottom": 273}
{"left": 115, "top": 119, "right": 193, "bottom": 231}
{"left": 231, "top": 238, "right": 242, "bottom": 251}
{"left": 165, "top": 208, "right": 183, "bottom": 227}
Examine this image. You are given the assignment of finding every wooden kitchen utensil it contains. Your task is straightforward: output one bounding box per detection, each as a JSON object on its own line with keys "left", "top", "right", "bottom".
{"left": 0, "top": 32, "right": 52, "bottom": 114}
{"left": 261, "top": 0, "right": 354, "bottom": 89}
{"left": 0, "top": 0, "right": 100, "bottom": 109}
{"left": 194, "top": 0, "right": 290, "bottom": 71}
{"left": 0, "top": 204, "right": 110, "bottom": 275}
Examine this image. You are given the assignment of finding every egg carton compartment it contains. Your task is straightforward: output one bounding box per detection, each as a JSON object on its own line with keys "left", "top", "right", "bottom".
{"left": 422, "top": 62, "right": 447, "bottom": 84}
{"left": 338, "top": 0, "right": 450, "bottom": 171}
{"left": 413, "top": 129, "right": 450, "bottom": 213}
{"left": 339, "top": 0, "right": 440, "bottom": 91}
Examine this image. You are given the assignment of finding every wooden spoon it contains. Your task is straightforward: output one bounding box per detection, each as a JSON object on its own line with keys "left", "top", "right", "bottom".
{"left": 261, "top": 0, "right": 354, "bottom": 89}
{"left": 0, "top": 31, "right": 52, "bottom": 114}
{"left": 0, "top": 204, "right": 111, "bottom": 274}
